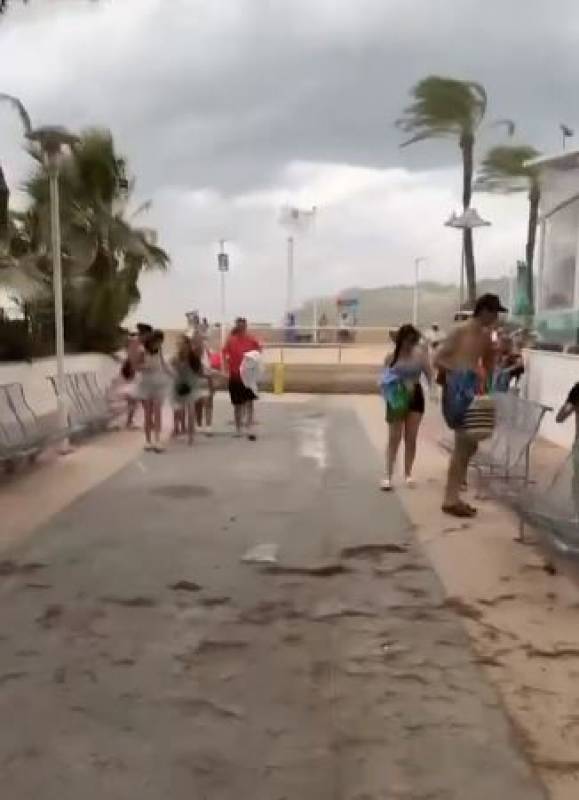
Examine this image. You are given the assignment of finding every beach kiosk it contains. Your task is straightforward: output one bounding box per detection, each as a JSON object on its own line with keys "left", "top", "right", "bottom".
{"left": 532, "top": 149, "right": 579, "bottom": 343}
{"left": 525, "top": 148, "right": 579, "bottom": 446}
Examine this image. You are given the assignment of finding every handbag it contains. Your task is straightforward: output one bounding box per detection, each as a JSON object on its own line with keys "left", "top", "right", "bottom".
{"left": 386, "top": 380, "right": 410, "bottom": 420}
{"left": 175, "top": 381, "right": 192, "bottom": 398}
{"left": 461, "top": 394, "right": 496, "bottom": 441}
{"left": 121, "top": 358, "right": 135, "bottom": 381}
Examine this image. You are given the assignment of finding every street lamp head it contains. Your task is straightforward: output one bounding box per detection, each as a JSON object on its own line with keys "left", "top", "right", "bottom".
{"left": 462, "top": 207, "right": 491, "bottom": 228}
{"left": 27, "top": 126, "right": 79, "bottom": 159}
{"left": 279, "top": 204, "right": 316, "bottom": 232}
{"left": 444, "top": 207, "right": 491, "bottom": 229}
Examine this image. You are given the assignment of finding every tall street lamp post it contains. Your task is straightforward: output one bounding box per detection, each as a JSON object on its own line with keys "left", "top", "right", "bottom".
{"left": 33, "top": 128, "right": 78, "bottom": 447}
{"left": 278, "top": 205, "right": 317, "bottom": 336}
{"left": 444, "top": 208, "right": 491, "bottom": 310}
{"left": 0, "top": 96, "right": 77, "bottom": 447}
{"left": 217, "top": 240, "right": 229, "bottom": 349}
{"left": 413, "top": 257, "right": 426, "bottom": 328}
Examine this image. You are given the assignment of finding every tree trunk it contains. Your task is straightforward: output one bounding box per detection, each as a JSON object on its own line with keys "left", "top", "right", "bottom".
{"left": 525, "top": 183, "right": 540, "bottom": 314}
{"left": 0, "top": 165, "right": 9, "bottom": 243}
{"left": 460, "top": 133, "right": 476, "bottom": 307}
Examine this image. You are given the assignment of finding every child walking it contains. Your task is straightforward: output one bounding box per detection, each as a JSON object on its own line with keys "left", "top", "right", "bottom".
{"left": 171, "top": 335, "right": 202, "bottom": 446}
{"left": 194, "top": 342, "right": 216, "bottom": 436}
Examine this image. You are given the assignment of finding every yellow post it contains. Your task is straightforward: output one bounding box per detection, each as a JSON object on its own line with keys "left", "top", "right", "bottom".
{"left": 273, "top": 362, "right": 285, "bottom": 395}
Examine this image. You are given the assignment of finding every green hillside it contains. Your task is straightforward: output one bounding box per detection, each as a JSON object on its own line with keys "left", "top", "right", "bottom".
{"left": 298, "top": 278, "right": 509, "bottom": 328}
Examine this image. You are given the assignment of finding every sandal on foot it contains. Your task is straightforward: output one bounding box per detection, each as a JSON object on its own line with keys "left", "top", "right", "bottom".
{"left": 442, "top": 502, "right": 475, "bottom": 518}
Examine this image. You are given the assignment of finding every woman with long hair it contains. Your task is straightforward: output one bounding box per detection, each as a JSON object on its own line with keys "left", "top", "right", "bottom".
{"left": 136, "top": 329, "right": 169, "bottom": 452}
{"left": 380, "top": 324, "right": 431, "bottom": 491}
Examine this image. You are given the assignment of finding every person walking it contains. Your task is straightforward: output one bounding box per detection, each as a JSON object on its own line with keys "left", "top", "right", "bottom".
{"left": 120, "top": 332, "right": 141, "bottom": 428}
{"left": 195, "top": 340, "right": 216, "bottom": 436}
{"left": 171, "top": 335, "right": 202, "bottom": 446}
{"left": 380, "top": 324, "right": 431, "bottom": 491}
{"left": 136, "top": 329, "right": 170, "bottom": 452}
{"left": 222, "top": 317, "right": 262, "bottom": 439}
{"left": 434, "top": 294, "right": 505, "bottom": 517}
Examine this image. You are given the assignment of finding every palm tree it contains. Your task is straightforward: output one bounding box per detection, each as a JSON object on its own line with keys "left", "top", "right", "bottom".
{"left": 0, "top": 120, "right": 169, "bottom": 352}
{"left": 476, "top": 144, "right": 540, "bottom": 313}
{"left": 397, "top": 76, "right": 495, "bottom": 306}
{"left": 23, "top": 128, "right": 169, "bottom": 350}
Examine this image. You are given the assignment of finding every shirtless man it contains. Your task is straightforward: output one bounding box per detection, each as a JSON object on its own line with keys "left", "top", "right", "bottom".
{"left": 434, "top": 293, "right": 506, "bottom": 517}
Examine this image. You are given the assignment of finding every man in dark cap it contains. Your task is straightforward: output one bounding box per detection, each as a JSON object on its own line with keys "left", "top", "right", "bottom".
{"left": 435, "top": 294, "right": 507, "bottom": 517}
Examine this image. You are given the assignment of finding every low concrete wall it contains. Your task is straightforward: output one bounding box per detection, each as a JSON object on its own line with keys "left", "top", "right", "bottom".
{"left": 0, "top": 353, "right": 119, "bottom": 416}
{"left": 261, "top": 364, "right": 380, "bottom": 395}
{"left": 525, "top": 349, "right": 579, "bottom": 448}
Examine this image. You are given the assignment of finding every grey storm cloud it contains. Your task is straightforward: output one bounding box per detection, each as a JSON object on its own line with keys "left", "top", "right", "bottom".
{"left": 1, "top": 0, "right": 579, "bottom": 324}
{"left": 3, "top": 0, "right": 577, "bottom": 191}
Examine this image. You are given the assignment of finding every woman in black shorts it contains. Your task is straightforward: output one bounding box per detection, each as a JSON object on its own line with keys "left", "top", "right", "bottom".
{"left": 381, "top": 324, "right": 431, "bottom": 491}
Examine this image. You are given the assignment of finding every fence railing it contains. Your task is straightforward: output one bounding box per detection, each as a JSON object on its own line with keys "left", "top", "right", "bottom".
{"left": 262, "top": 342, "right": 385, "bottom": 366}
{"left": 253, "top": 325, "right": 394, "bottom": 346}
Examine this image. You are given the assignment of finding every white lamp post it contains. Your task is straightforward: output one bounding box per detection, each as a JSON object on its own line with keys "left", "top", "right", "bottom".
{"left": 33, "top": 128, "right": 78, "bottom": 447}
{"left": 444, "top": 208, "right": 491, "bottom": 310}
{"left": 217, "top": 240, "right": 229, "bottom": 348}
{"left": 278, "top": 205, "right": 317, "bottom": 336}
{"left": 0, "top": 96, "right": 77, "bottom": 447}
{"left": 413, "top": 257, "right": 426, "bottom": 328}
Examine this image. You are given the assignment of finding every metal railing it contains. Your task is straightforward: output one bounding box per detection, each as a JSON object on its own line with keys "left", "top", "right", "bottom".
{"left": 262, "top": 342, "right": 386, "bottom": 366}
{"left": 440, "top": 390, "right": 552, "bottom": 542}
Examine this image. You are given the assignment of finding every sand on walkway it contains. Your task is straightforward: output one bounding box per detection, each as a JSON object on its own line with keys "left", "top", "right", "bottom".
{"left": 345, "top": 394, "right": 579, "bottom": 800}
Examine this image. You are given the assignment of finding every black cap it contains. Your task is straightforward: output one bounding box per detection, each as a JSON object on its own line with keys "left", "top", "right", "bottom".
{"left": 474, "top": 293, "right": 508, "bottom": 316}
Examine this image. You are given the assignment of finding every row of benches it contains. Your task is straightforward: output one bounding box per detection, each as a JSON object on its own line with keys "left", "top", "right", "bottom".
{"left": 0, "top": 371, "right": 120, "bottom": 469}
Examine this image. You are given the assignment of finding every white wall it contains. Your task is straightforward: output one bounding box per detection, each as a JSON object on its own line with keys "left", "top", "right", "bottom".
{"left": 0, "top": 353, "right": 119, "bottom": 417}
{"left": 525, "top": 349, "right": 579, "bottom": 448}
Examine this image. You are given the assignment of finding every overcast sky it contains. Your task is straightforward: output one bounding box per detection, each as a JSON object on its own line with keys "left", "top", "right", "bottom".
{"left": 0, "top": 0, "right": 577, "bottom": 325}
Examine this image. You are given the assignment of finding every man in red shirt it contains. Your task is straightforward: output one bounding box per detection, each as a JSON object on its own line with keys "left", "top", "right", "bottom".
{"left": 222, "top": 317, "right": 262, "bottom": 439}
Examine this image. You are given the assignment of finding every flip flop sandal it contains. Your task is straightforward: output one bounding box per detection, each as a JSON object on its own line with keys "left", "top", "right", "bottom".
{"left": 442, "top": 503, "right": 476, "bottom": 518}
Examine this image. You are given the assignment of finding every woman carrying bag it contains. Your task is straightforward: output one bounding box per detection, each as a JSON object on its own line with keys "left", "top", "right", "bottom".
{"left": 380, "top": 324, "right": 432, "bottom": 491}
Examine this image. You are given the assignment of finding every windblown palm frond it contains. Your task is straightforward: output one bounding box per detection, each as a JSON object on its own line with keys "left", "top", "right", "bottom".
{"left": 0, "top": 93, "right": 32, "bottom": 136}
{"left": 396, "top": 76, "right": 488, "bottom": 145}
{"left": 3, "top": 124, "right": 169, "bottom": 352}
{"left": 476, "top": 144, "right": 540, "bottom": 193}
{"left": 0, "top": 252, "right": 49, "bottom": 301}
{"left": 396, "top": 75, "right": 492, "bottom": 306}
{"left": 476, "top": 142, "right": 541, "bottom": 313}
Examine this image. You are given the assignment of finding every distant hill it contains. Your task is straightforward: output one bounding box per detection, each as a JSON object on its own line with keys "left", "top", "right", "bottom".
{"left": 298, "top": 277, "right": 509, "bottom": 328}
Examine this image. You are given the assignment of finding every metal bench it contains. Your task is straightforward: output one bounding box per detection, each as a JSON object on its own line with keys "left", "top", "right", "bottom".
{"left": 0, "top": 383, "right": 46, "bottom": 468}
{"left": 473, "top": 392, "right": 551, "bottom": 487}
{"left": 439, "top": 392, "right": 551, "bottom": 540}
{"left": 517, "top": 443, "right": 579, "bottom": 557}
{"left": 49, "top": 371, "right": 119, "bottom": 437}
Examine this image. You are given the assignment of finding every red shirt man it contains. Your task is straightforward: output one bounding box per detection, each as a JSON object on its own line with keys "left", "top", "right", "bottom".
{"left": 223, "top": 318, "right": 262, "bottom": 438}
{"left": 222, "top": 318, "right": 261, "bottom": 379}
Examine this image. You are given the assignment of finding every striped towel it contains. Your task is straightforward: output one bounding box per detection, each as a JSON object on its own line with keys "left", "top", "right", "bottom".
{"left": 461, "top": 395, "right": 496, "bottom": 441}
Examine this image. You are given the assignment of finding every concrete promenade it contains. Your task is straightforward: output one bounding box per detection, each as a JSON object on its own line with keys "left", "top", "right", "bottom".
{"left": 0, "top": 396, "right": 547, "bottom": 799}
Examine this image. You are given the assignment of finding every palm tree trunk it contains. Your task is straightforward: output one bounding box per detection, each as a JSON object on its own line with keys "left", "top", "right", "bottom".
{"left": 0, "top": 165, "right": 8, "bottom": 242}
{"left": 460, "top": 133, "right": 476, "bottom": 307}
{"left": 525, "top": 183, "right": 540, "bottom": 314}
